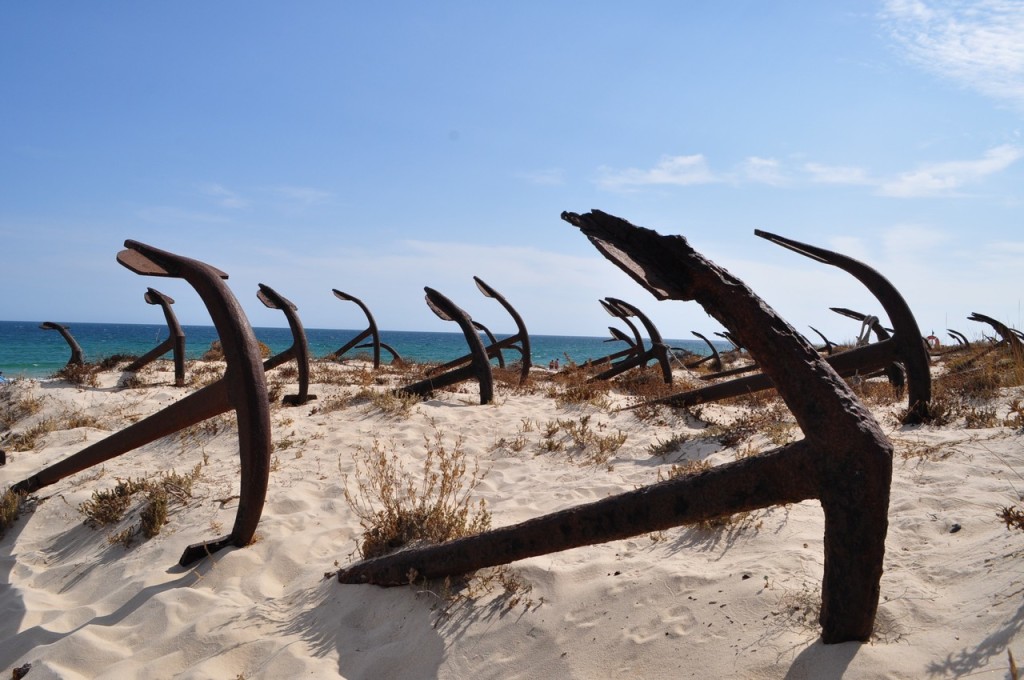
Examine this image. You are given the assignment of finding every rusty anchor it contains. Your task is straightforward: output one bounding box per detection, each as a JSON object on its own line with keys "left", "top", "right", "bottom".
{"left": 624, "top": 231, "right": 932, "bottom": 424}
{"left": 830, "top": 307, "right": 906, "bottom": 395}
{"left": 809, "top": 326, "right": 836, "bottom": 355}
{"left": 426, "top": 277, "right": 532, "bottom": 386}
{"left": 588, "top": 298, "right": 672, "bottom": 383}
{"left": 686, "top": 331, "right": 723, "bottom": 371}
{"left": 569, "top": 299, "right": 645, "bottom": 370}
{"left": 336, "top": 210, "right": 894, "bottom": 644}
{"left": 40, "top": 322, "right": 84, "bottom": 367}
{"left": 331, "top": 290, "right": 404, "bottom": 368}
{"left": 124, "top": 288, "right": 186, "bottom": 386}
{"left": 14, "top": 241, "right": 272, "bottom": 567}
{"left": 946, "top": 329, "right": 970, "bottom": 348}
{"left": 471, "top": 320, "right": 505, "bottom": 368}
{"left": 969, "top": 312, "right": 1024, "bottom": 353}
{"left": 257, "top": 283, "right": 317, "bottom": 406}
{"left": 397, "top": 287, "right": 494, "bottom": 405}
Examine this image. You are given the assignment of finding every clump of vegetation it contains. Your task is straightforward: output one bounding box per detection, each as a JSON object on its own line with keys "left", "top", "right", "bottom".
{"left": 701, "top": 397, "right": 795, "bottom": 449}
{"left": 186, "top": 361, "right": 225, "bottom": 387}
{"left": 1, "top": 390, "right": 44, "bottom": 430}
{"left": 544, "top": 369, "right": 613, "bottom": 409}
{"left": 53, "top": 362, "right": 100, "bottom": 387}
{"left": 202, "top": 339, "right": 271, "bottom": 361}
{"left": 535, "top": 415, "right": 627, "bottom": 467}
{"left": 647, "top": 432, "right": 689, "bottom": 458}
{"left": 343, "top": 428, "right": 491, "bottom": 560}
{"left": 5, "top": 417, "right": 57, "bottom": 451}
{"left": 79, "top": 464, "right": 203, "bottom": 547}
{"left": 309, "top": 393, "right": 352, "bottom": 415}
{"left": 0, "top": 488, "right": 25, "bottom": 538}
{"left": 352, "top": 386, "right": 422, "bottom": 418}
{"left": 1000, "top": 505, "right": 1024, "bottom": 533}
{"left": 95, "top": 354, "right": 139, "bottom": 371}
{"left": 615, "top": 366, "right": 679, "bottom": 402}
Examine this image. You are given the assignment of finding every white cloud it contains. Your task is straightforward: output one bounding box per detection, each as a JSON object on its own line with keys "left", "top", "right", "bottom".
{"left": 740, "top": 157, "right": 791, "bottom": 186}
{"left": 272, "top": 186, "right": 333, "bottom": 206}
{"left": 596, "top": 154, "right": 719, "bottom": 191}
{"left": 201, "top": 183, "right": 248, "bottom": 209}
{"left": 881, "top": 0, "right": 1024, "bottom": 109}
{"left": 595, "top": 144, "right": 1020, "bottom": 198}
{"left": 804, "top": 162, "right": 873, "bottom": 185}
{"left": 515, "top": 168, "right": 565, "bottom": 186}
{"left": 878, "top": 144, "right": 1024, "bottom": 196}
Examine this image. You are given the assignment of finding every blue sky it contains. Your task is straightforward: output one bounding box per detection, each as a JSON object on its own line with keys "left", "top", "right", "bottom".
{"left": 2, "top": 1, "right": 1023, "bottom": 344}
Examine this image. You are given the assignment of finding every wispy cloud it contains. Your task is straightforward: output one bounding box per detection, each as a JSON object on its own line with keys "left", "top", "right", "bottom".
{"left": 804, "top": 162, "right": 874, "bottom": 185}
{"left": 739, "top": 157, "right": 791, "bottom": 186}
{"left": 878, "top": 144, "right": 1024, "bottom": 196}
{"left": 596, "top": 154, "right": 719, "bottom": 191}
{"left": 881, "top": 0, "right": 1024, "bottom": 109}
{"left": 271, "top": 185, "right": 333, "bottom": 206}
{"left": 597, "top": 145, "right": 1021, "bottom": 198}
{"left": 515, "top": 168, "right": 565, "bottom": 186}
{"left": 201, "top": 183, "right": 248, "bottom": 209}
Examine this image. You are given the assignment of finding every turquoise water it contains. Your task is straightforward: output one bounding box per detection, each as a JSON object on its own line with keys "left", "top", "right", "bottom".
{"left": 0, "top": 320, "right": 722, "bottom": 379}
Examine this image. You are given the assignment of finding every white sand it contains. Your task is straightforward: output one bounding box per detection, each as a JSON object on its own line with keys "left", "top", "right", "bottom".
{"left": 2, "top": 359, "right": 1022, "bottom": 679}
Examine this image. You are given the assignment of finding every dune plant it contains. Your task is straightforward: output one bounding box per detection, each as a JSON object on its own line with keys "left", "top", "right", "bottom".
{"left": 79, "top": 464, "right": 202, "bottom": 546}
{"left": 52, "top": 362, "right": 100, "bottom": 387}
{"left": 343, "top": 428, "right": 491, "bottom": 561}
{"left": 0, "top": 488, "right": 24, "bottom": 538}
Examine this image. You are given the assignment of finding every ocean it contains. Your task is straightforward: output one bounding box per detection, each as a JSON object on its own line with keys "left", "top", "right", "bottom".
{"left": 0, "top": 320, "right": 723, "bottom": 380}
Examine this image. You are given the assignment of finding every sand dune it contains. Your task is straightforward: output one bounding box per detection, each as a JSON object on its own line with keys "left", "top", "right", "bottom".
{"left": 2, "top": 357, "right": 1023, "bottom": 679}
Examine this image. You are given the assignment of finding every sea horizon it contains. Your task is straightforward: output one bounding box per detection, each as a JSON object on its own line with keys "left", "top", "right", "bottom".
{"left": 0, "top": 319, "right": 725, "bottom": 379}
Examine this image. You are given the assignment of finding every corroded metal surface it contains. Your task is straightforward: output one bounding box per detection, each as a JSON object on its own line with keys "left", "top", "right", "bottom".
{"left": 809, "top": 326, "right": 835, "bottom": 355}
{"left": 125, "top": 288, "right": 186, "bottom": 386}
{"left": 39, "top": 322, "right": 84, "bottom": 367}
{"left": 397, "top": 288, "right": 494, "bottom": 404}
{"left": 687, "top": 331, "right": 723, "bottom": 370}
{"left": 830, "top": 307, "right": 906, "bottom": 394}
{"left": 969, "top": 312, "right": 1024, "bottom": 352}
{"left": 589, "top": 298, "right": 672, "bottom": 384}
{"left": 946, "top": 329, "right": 970, "bottom": 348}
{"left": 258, "top": 283, "right": 316, "bottom": 406}
{"left": 336, "top": 210, "right": 894, "bottom": 644}
{"left": 756, "top": 230, "right": 930, "bottom": 423}
{"left": 15, "top": 241, "right": 271, "bottom": 567}
{"left": 427, "top": 278, "right": 532, "bottom": 386}
{"left": 331, "top": 290, "right": 402, "bottom": 367}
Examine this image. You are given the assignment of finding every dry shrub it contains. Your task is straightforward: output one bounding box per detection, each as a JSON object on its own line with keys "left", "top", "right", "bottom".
{"left": 309, "top": 393, "right": 352, "bottom": 415}
{"left": 535, "top": 415, "right": 627, "bottom": 467}
{"left": 704, "top": 401, "right": 794, "bottom": 448}
{"left": 202, "top": 339, "right": 271, "bottom": 361}
{"left": 1, "top": 390, "right": 44, "bottom": 430}
{"left": 53, "top": 362, "right": 99, "bottom": 387}
{"left": 95, "top": 353, "right": 138, "bottom": 371}
{"left": 615, "top": 366, "right": 677, "bottom": 401}
{"left": 186, "top": 361, "right": 225, "bottom": 387}
{"left": 309, "top": 360, "right": 350, "bottom": 386}
{"left": 352, "top": 386, "right": 421, "bottom": 417}
{"left": 6, "top": 417, "right": 58, "bottom": 451}
{"left": 999, "top": 505, "right": 1024, "bottom": 532}
{"left": 647, "top": 432, "right": 689, "bottom": 458}
{"left": 492, "top": 366, "right": 538, "bottom": 394}
{"left": 80, "top": 464, "right": 202, "bottom": 545}
{"left": 545, "top": 369, "right": 613, "bottom": 409}
{"left": 343, "top": 429, "right": 491, "bottom": 560}
{"left": 0, "top": 488, "right": 24, "bottom": 538}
